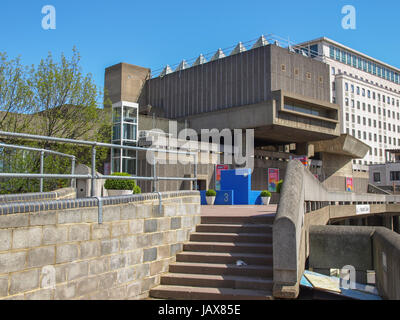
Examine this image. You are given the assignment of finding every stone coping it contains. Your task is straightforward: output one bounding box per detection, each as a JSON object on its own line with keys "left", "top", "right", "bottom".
{"left": 0, "top": 190, "right": 199, "bottom": 215}
{"left": 0, "top": 188, "right": 75, "bottom": 204}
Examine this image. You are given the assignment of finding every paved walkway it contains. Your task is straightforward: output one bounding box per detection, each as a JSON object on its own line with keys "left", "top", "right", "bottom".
{"left": 201, "top": 205, "right": 278, "bottom": 217}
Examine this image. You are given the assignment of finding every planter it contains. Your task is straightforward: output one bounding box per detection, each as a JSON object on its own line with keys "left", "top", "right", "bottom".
{"left": 107, "top": 189, "right": 133, "bottom": 196}
{"left": 206, "top": 196, "right": 216, "bottom": 205}
{"left": 262, "top": 197, "right": 271, "bottom": 205}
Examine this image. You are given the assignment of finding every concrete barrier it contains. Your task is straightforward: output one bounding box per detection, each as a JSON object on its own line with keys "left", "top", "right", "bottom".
{"left": 0, "top": 191, "right": 200, "bottom": 300}
{"left": 273, "top": 160, "right": 305, "bottom": 298}
{"left": 272, "top": 159, "right": 400, "bottom": 299}
{"left": 309, "top": 225, "right": 400, "bottom": 300}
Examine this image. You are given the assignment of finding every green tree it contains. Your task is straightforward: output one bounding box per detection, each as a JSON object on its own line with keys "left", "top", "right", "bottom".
{"left": 0, "top": 48, "right": 112, "bottom": 194}
{"left": 0, "top": 53, "right": 35, "bottom": 134}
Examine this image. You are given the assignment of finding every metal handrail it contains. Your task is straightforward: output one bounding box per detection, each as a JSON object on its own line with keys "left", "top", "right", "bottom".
{"left": 0, "top": 131, "right": 198, "bottom": 197}
{"left": 0, "top": 142, "right": 76, "bottom": 192}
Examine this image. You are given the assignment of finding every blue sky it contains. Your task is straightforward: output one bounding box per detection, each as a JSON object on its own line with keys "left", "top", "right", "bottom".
{"left": 1, "top": 0, "right": 400, "bottom": 94}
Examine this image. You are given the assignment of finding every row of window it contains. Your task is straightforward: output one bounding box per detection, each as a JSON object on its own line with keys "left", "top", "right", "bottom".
{"left": 374, "top": 171, "right": 400, "bottom": 182}
{"left": 346, "top": 128, "right": 399, "bottom": 146}
{"left": 344, "top": 100, "right": 400, "bottom": 121}
{"left": 343, "top": 82, "right": 399, "bottom": 106}
{"left": 330, "top": 46, "right": 400, "bottom": 85}
{"left": 345, "top": 114, "right": 399, "bottom": 133}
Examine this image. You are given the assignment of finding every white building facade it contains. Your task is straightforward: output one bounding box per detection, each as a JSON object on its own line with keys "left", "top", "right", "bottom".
{"left": 298, "top": 37, "right": 400, "bottom": 165}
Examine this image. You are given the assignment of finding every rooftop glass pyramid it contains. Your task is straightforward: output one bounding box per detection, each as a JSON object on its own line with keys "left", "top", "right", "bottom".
{"left": 175, "top": 60, "right": 190, "bottom": 71}
{"left": 230, "top": 42, "right": 247, "bottom": 55}
{"left": 192, "top": 54, "right": 207, "bottom": 66}
{"left": 210, "top": 48, "right": 226, "bottom": 61}
{"left": 252, "top": 35, "right": 269, "bottom": 49}
{"left": 159, "top": 65, "right": 173, "bottom": 77}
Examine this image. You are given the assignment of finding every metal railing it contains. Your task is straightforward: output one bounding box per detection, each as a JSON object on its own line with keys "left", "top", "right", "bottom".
{"left": 0, "top": 142, "right": 76, "bottom": 192}
{"left": 0, "top": 131, "right": 198, "bottom": 198}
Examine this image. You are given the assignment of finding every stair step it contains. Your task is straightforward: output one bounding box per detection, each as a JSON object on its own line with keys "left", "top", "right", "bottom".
{"left": 190, "top": 232, "right": 272, "bottom": 243}
{"left": 169, "top": 262, "right": 273, "bottom": 277}
{"left": 160, "top": 273, "right": 273, "bottom": 291}
{"left": 150, "top": 285, "right": 273, "bottom": 300}
{"left": 176, "top": 251, "right": 272, "bottom": 265}
{"left": 201, "top": 215, "right": 275, "bottom": 225}
{"left": 196, "top": 223, "right": 272, "bottom": 234}
{"left": 183, "top": 242, "right": 272, "bottom": 254}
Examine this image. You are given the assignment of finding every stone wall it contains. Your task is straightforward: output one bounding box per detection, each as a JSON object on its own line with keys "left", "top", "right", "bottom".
{"left": 0, "top": 191, "right": 200, "bottom": 300}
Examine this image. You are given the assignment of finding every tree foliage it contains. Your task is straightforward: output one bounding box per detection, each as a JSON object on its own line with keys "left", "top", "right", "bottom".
{"left": 0, "top": 48, "right": 112, "bottom": 194}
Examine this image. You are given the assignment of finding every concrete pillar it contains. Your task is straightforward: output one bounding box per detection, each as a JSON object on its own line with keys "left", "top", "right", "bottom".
{"left": 296, "top": 142, "right": 314, "bottom": 158}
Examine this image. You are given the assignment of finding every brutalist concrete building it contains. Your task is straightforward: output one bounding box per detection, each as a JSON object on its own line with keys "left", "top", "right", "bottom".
{"left": 104, "top": 36, "right": 370, "bottom": 193}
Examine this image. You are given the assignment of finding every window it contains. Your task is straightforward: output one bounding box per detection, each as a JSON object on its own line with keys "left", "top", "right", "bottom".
{"left": 368, "top": 90, "right": 371, "bottom": 98}
{"left": 357, "top": 116, "right": 361, "bottom": 124}
{"left": 345, "top": 98, "right": 349, "bottom": 106}
{"left": 330, "top": 46, "right": 335, "bottom": 58}
{"left": 346, "top": 113, "right": 349, "bottom": 121}
{"left": 357, "top": 87, "right": 360, "bottom": 95}
{"left": 373, "top": 172, "right": 381, "bottom": 183}
{"left": 362, "top": 88, "right": 366, "bottom": 97}
{"left": 351, "top": 85, "right": 354, "bottom": 93}
{"left": 351, "top": 100, "right": 355, "bottom": 108}
{"left": 351, "top": 114, "right": 355, "bottom": 123}
{"left": 345, "top": 83, "right": 349, "bottom": 91}
{"left": 390, "top": 171, "right": 400, "bottom": 181}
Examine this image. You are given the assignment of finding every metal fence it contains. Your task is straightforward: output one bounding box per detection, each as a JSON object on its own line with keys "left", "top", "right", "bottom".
{"left": 0, "top": 131, "right": 198, "bottom": 197}
{"left": 0, "top": 142, "right": 76, "bottom": 192}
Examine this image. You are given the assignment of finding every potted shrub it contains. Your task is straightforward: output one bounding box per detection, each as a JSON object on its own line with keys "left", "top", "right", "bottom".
{"left": 206, "top": 189, "right": 217, "bottom": 205}
{"left": 104, "top": 172, "right": 136, "bottom": 196}
{"left": 133, "top": 185, "right": 141, "bottom": 194}
{"left": 276, "top": 180, "right": 284, "bottom": 194}
{"left": 260, "top": 190, "right": 272, "bottom": 205}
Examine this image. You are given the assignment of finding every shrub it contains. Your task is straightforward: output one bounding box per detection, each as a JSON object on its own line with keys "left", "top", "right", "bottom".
{"left": 276, "top": 180, "right": 284, "bottom": 193}
{"left": 206, "top": 189, "right": 217, "bottom": 197}
{"left": 133, "top": 185, "right": 141, "bottom": 194}
{"left": 260, "top": 190, "right": 271, "bottom": 197}
{"left": 104, "top": 172, "right": 136, "bottom": 190}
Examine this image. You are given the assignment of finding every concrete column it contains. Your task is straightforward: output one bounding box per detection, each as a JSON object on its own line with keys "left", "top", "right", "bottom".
{"left": 296, "top": 142, "right": 314, "bottom": 158}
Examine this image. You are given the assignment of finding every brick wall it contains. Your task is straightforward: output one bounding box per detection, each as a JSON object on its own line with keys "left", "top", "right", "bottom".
{"left": 0, "top": 191, "right": 200, "bottom": 300}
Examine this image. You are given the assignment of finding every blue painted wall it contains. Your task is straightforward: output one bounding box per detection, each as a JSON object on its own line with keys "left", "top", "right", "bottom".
{"left": 221, "top": 168, "right": 252, "bottom": 205}
{"left": 202, "top": 168, "right": 263, "bottom": 205}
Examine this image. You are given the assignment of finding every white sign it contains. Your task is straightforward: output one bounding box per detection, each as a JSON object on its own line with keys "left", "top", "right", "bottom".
{"left": 356, "top": 204, "right": 370, "bottom": 215}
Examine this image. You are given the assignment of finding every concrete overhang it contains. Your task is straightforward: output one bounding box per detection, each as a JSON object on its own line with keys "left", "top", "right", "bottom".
{"left": 312, "top": 134, "right": 371, "bottom": 159}
{"left": 183, "top": 90, "right": 341, "bottom": 144}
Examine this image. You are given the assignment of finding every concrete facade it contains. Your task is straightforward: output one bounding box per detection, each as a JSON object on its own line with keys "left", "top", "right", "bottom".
{"left": 140, "top": 44, "right": 340, "bottom": 144}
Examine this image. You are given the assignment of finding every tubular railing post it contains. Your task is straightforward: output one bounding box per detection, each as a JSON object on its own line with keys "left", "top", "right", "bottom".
{"left": 193, "top": 153, "right": 198, "bottom": 191}
{"left": 91, "top": 146, "right": 96, "bottom": 197}
{"left": 40, "top": 151, "right": 44, "bottom": 192}
{"left": 71, "top": 157, "right": 76, "bottom": 189}
{"left": 153, "top": 157, "right": 157, "bottom": 192}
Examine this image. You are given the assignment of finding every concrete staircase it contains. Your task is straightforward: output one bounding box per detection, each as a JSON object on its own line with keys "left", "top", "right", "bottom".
{"left": 150, "top": 215, "right": 275, "bottom": 300}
